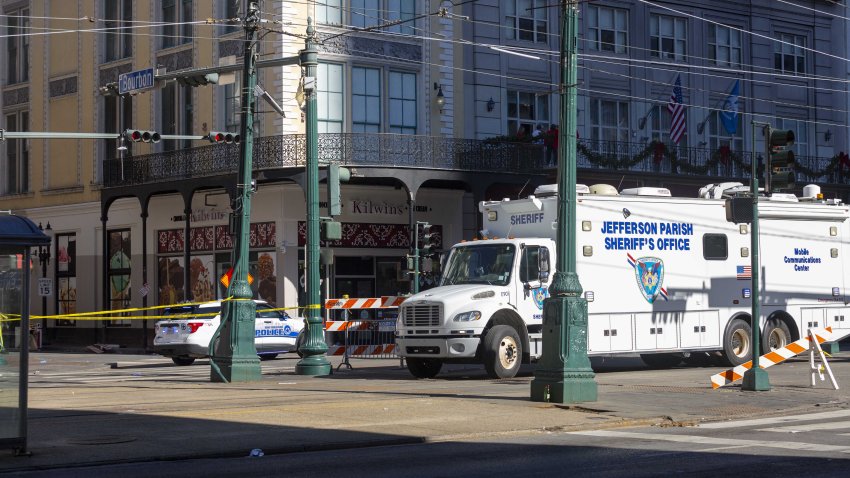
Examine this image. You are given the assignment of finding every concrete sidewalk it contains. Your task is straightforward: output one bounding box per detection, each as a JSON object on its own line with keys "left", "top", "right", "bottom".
{"left": 2, "top": 352, "right": 849, "bottom": 472}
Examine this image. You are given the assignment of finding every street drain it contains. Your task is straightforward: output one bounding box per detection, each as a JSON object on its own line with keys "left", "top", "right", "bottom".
{"left": 68, "top": 435, "right": 137, "bottom": 446}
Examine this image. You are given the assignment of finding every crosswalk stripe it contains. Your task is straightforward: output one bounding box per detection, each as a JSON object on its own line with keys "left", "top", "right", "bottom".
{"left": 571, "top": 430, "right": 850, "bottom": 453}
{"left": 758, "top": 420, "right": 850, "bottom": 433}
{"left": 697, "top": 409, "right": 850, "bottom": 429}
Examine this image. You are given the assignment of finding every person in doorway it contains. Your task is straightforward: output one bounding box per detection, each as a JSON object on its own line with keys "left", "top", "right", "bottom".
{"left": 545, "top": 125, "right": 559, "bottom": 166}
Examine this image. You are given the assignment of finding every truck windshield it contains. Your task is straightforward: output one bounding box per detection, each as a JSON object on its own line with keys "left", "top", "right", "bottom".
{"left": 441, "top": 244, "right": 515, "bottom": 287}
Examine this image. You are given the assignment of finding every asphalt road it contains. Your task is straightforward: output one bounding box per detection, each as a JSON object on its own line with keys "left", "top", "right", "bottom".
{"left": 7, "top": 409, "right": 850, "bottom": 478}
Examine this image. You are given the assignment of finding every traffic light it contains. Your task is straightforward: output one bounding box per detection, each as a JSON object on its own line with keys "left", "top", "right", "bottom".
{"left": 176, "top": 73, "right": 219, "bottom": 87}
{"left": 327, "top": 163, "right": 351, "bottom": 217}
{"left": 124, "top": 129, "right": 161, "bottom": 143}
{"left": 420, "top": 223, "right": 438, "bottom": 256}
{"left": 768, "top": 128, "right": 795, "bottom": 191}
{"left": 207, "top": 132, "right": 241, "bottom": 144}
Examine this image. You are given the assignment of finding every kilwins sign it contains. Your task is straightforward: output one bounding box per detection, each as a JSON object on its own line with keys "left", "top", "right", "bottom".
{"left": 319, "top": 200, "right": 431, "bottom": 215}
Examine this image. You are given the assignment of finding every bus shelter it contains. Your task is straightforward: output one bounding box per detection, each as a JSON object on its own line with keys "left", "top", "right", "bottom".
{"left": 0, "top": 214, "right": 50, "bottom": 455}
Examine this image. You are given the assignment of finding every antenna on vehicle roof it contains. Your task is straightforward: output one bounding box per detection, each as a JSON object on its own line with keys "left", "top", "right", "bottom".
{"left": 517, "top": 179, "right": 530, "bottom": 199}
{"left": 616, "top": 175, "right": 625, "bottom": 191}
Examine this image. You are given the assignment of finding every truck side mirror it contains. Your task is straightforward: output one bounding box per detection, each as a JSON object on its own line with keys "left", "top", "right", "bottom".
{"left": 538, "top": 247, "right": 551, "bottom": 281}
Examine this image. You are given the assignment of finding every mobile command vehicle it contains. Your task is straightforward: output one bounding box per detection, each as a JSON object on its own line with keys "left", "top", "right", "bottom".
{"left": 395, "top": 183, "right": 850, "bottom": 379}
{"left": 153, "top": 300, "right": 303, "bottom": 365}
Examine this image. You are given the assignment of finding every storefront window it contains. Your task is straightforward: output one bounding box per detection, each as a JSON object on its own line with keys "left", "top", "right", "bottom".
{"left": 107, "top": 229, "right": 131, "bottom": 326}
{"left": 157, "top": 222, "right": 276, "bottom": 305}
{"left": 55, "top": 233, "right": 77, "bottom": 326}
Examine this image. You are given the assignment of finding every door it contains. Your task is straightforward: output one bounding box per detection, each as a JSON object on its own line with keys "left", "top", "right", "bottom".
{"left": 516, "top": 245, "right": 549, "bottom": 325}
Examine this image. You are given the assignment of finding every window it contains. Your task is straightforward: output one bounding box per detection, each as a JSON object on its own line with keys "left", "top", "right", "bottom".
{"left": 702, "top": 234, "right": 728, "bottom": 260}
{"left": 317, "top": 0, "right": 342, "bottom": 25}
{"left": 504, "top": 0, "right": 548, "bottom": 42}
{"left": 107, "top": 229, "right": 132, "bottom": 326}
{"left": 387, "top": 0, "right": 416, "bottom": 35}
{"left": 161, "top": 83, "right": 194, "bottom": 151}
{"left": 708, "top": 25, "right": 741, "bottom": 68}
{"left": 774, "top": 118, "right": 808, "bottom": 157}
{"left": 648, "top": 105, "right": 672, "bottom": 144}
{"left": 587, "top": 5, "right": 628, "bottom": 53}
{"left": 5, "top": 7, "right": 30, "bottom": 84}
{"left": 389, "top": 71, "right": 416, "bottom": 134}
{"left": 317, "top": 63, "right": 344, "bottom": 133}
{"left": 223, "top": 76, "right": 259, "bottom": 136}
{"left": 519, "top": 246, "right": 547, "bottom": 283}
{"left": 103, "top": 95, "right": 133, "bottom": 163}
{"left": 650, "top": 15, "right": 686, "bottom": 61}
{"left": 221, "top": 0, "right": 240, "bottom": 34}
{"left": 507, "top": 90, "right": 549, "bottom": 137}
{"left": 589, "top": 98, "right": 629, "bottom": 143}
{"left": 4, "top": 111, "right": 29, "bottom": 195}
{"left": 351, "top": 0, "right": 380, "bottom": 28}
{"left": 56, "top": 234, "right": 77, "bottom": 326}
{"left": 224, "top": 81, "right": 240, "bottom": 133}
{"left": 774, "top": 33, "right": 806, "bottom": 75}
{"left": 352, "top": 67, "right": 381, "bottom": 132}
{"left": 162, "top": 0, "right": 193, "bottom": 49}
{"left": 104, "top": 0, "right": 133, "bottom": 61}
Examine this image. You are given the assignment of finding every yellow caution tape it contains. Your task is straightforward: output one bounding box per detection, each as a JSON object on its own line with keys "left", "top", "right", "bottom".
{"left": 0, "top": 301, "right": 324, "bottom": 323}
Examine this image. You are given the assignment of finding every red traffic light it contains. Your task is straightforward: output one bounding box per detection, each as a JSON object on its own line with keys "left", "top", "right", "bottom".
{"left": 124, "top": 129, "right": 160, "bottom": 143}
{"left": 207, "top": 131, "right": 240, "bottom": 144}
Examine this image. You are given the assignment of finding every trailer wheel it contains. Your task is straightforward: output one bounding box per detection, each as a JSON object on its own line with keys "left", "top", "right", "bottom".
{"left": 721, "top": 318, "right": 752, "bottom": 367}
{"left": 406, "top": 358, "right": 443, "bottom": 379}
{"left": 171, "top": 356, "right": 196, "bottom": 366}
{"left": 640, "top": 353, "right": 682, "bottom": 369}
{"left": 763, "top": 319, "right": 791, "bottom": 354}
{"left": 483, "top": 325, "right": 523, "bottom": 379}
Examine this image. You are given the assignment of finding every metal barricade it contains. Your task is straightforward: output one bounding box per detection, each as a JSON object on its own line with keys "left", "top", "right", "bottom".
{"left": 324, "top": 296, "right": 407, "bottom": 369}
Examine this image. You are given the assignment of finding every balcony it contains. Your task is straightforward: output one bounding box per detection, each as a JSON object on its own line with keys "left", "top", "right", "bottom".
{"left": 102, "top": 134, "right": 848, "bottom": 189}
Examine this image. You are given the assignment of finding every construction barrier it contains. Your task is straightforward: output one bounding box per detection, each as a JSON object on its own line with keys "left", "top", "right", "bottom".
{"left": 324, "top": 296, "right": 408, "bottom": 368}
{"left": 710, "top": 327, "right": 834, "bottom": 389}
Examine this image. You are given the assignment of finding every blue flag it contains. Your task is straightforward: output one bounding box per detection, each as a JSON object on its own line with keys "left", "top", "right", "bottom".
{"left": 720, "top": 80, "right": 739, "bottom": 135}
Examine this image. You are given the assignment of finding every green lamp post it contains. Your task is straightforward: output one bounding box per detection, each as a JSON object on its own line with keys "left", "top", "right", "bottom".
{"left": 530, "top": 0, "right": 597, "bottom": 404}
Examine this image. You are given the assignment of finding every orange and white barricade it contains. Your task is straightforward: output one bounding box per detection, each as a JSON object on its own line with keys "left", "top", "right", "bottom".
{"left": 323, "top": 296, "right": 408, "bottom": 369}
{"left": 710, "top": 327, "right": 838, "bottom": 389}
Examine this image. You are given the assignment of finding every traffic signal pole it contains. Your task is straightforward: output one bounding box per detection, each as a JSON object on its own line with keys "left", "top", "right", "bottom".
{"left": 209, "top": 1, "right": 262, "bottom": 382}
{"left": 742, "top": 121, "right": 770, "bottom": 391}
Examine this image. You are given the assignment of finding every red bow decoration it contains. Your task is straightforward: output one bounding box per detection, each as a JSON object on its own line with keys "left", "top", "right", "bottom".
{"left": 653, "top": 142, "right": 665, "bottom": 164}
{"left": 719, "top": 145, "right": 731, "bottom": 165}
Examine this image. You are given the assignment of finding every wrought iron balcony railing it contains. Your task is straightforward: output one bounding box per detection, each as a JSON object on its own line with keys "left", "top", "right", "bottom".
{"left": 102, "top": 134, "right": 847, "bottom": 189}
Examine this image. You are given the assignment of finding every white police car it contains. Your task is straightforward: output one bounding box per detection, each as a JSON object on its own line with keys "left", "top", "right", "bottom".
{"left": 153, "top": 300, "right": 304, "bottom": 365}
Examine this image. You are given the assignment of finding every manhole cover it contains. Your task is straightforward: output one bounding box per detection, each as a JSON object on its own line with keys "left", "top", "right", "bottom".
{"left": 68, "top": 435, "right": 137, "bottom": 446}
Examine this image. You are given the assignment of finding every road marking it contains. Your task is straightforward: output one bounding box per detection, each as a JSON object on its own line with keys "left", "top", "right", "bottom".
{"left": 758, "top": 420, "right": 850, "bottom": 434}
{"left": 571, "top": 430, "right": 850, "bottom": 453}
{"left": 698, "top": 409, "right": 850, "bottom": 429}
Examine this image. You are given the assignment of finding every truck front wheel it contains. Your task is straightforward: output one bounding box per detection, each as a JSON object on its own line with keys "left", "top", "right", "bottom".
{"left": 406, "top": 358, "right": 442, "bottom": 379}
{"left": 483, "top": 325, "right": 523, "bottom": 379}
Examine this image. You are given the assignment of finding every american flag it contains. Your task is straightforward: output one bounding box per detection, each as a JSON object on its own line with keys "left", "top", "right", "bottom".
{"left": 668, "top": 74, "right": 686, "bottom": 144}
{"left": 736, "top": 265, "right": 752, "bottom": 280}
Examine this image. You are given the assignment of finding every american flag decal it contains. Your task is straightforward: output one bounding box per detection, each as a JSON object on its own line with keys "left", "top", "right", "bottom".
{"left": 668, "top": 74, "right": 686, "bottom": 144}
{"left": 736, "top": 265, "right": 752, "bottom": 280}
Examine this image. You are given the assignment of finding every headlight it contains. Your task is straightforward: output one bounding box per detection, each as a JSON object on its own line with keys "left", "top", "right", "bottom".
{"left": 472, "top": 290, "right": 495, "bottom": 300}
{"left": 453, "top": 311, "right": 482, "bottom": 322}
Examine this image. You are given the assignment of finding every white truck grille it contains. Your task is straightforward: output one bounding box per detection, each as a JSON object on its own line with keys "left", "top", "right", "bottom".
{"left": 402, "top": 304, "right": 441, "bottom": 327}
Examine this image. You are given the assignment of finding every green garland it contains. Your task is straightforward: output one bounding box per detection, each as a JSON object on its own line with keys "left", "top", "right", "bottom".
{"left": 482, "top": 135, "right": 849, "bottom": 182}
